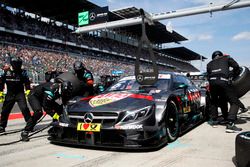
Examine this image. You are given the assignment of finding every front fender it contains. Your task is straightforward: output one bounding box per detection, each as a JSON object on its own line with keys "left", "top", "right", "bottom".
{"left": 155, "top": 93, "right": 178, "bottom": 123}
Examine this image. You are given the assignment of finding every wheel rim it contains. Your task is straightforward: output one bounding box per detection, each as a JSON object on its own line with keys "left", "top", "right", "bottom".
{"left": 167, "top": 102, "right": 178, "bottom": 137}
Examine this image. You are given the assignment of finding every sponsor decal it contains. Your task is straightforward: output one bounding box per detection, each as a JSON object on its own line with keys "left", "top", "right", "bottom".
{"left": 159, "top": 74, "right": 171, "bottom": 79}
{"left": 89, "top": 93, "right": 132, "bottom": 107}
{"left": 136, "top": 74, "right": 144, "bottom": 82}
{"left": 183, "top": 106, "right": 191, "bottom": 113}
{"left": 115, "top": 124, "right": 143, "bottom": 130}
{"left": 120, "top": 74, "right": 171, "bottom": 81}
{"left": 89, "top": 12, "right": 96, "bottom": 21}
{"left": 120, "top": 76, "right": 135, "bottom": 81}
{"left": 187, "top": 90, "right": 201, "bottom": 102}
{"left": 149, "top": 89, "right": 161, "bottom": 94}
{"left": 156, "top": 105, "right": 165, "bottom": 109}
{"left": 77, "top": 122, "right": 101, "bottom": 132}
{"left": 89, "top": 93, "right": 153, "bottom": 107}
{"left": 155, "top": 99, "right": 166, "bottom": 102}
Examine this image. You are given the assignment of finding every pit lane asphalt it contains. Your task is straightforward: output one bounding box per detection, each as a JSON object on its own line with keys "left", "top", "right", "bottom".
{"left": 0, "top": 93, "right": 249, "bottom": 167}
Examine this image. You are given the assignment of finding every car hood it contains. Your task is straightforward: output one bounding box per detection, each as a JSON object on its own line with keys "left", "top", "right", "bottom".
{"left": 68, "top": 92, "right": 154, "bottom": 113}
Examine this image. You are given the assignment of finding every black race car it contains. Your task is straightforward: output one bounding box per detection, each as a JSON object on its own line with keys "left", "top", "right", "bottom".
{"left": 48, "top": 72, "right": 206, "bottom": 149}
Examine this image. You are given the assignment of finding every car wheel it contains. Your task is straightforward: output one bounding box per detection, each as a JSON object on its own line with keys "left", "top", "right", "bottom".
{"left": 165, "top": 100, "right": 180, "bottom": 142}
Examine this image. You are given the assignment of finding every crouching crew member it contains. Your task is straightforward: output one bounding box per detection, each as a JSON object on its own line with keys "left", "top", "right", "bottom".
{"left": 21, "top": 81, "right": 73, "bottom": 141}
{"left": 0, "top": 57, "right": 31, "bottom": 133}
{"left": 207, "top": 51, "right": 248, "bottom": 133}
{"left": 73, "top": 61, "right": 94, "bottom": 96}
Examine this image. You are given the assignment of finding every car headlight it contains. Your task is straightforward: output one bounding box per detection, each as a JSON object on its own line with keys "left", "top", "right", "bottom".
{"left": 121, "top": 106, "right": 153, "bottom": 123}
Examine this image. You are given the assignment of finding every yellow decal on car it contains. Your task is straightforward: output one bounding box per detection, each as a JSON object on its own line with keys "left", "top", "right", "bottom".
{"left": 89, "top": 98, "right": 113, "bottom": 107}
{"left": 183, "top": 106, "right": 191, "bottom": 113}
{"left": 77, "top": 123, "right": 101, "bottom": 132}
{"left": 89, "top": 93, "right": 132, "bottom": 107}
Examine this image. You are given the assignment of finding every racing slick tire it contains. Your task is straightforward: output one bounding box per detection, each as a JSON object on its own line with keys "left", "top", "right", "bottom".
{"left": 235, "top": 131, "right": 250, "bottom": 167}
{"left": 55, "top": 72, "right": 81, "bottom": 96}
{"left": 165, "top": 100, "right": 180, "bottom": 142}
{"left": 232, "top": 66, "right": 250, "bottom": 98}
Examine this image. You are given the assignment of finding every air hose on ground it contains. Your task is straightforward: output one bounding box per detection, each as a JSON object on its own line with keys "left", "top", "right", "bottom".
{"left": 0, "top": 114, "right": 51, "bottom": 146}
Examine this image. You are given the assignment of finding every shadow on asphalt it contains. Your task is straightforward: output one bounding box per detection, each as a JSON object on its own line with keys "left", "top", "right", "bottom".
{"left": 232, "top": 156, "right": 237, "bottom": 167}
{"left": 236, "top": 115, "right": 250, "bottom": 125}
{"left": 49, "top": 141, "right": 168, "bottom": 153}
{"left": 235, "top": 118, "right": 247, "bottom": 125}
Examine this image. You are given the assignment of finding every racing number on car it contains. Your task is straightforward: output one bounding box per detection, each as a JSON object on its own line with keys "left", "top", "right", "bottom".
{"left": 77, "top": 123, "right": 101, "bottom": 132}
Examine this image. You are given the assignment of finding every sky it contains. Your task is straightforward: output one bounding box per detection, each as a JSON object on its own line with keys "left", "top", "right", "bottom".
{"left": 89, "top": 0, "right": 250, "bottom": 72}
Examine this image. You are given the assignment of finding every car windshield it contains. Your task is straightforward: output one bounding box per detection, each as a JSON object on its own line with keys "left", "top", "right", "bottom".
{"left": 189, "top": 74, "right": 208, "bottom": 88}
{"left": 190, "top": 75, "right": 207, "bottom": 81}
{"left": 107, "top": 78, "right": 170, "bottom": 93}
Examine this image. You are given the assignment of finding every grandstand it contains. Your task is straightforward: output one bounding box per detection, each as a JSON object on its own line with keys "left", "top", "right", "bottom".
{"left": 0, "top": 0, "right": 206, "bottom": 84}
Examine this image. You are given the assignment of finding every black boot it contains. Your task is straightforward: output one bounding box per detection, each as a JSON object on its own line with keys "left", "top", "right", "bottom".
{"left": 0, "top": 126, "right": 5, "bottom": 133}
{"left": 21, "top": 131, "right": 30, "bottom": 142}
{"left": 226, "top": 122, "right": 242, "bottom": 133}
{"left": 207, "top": 119, "right": 219, "bottom": 128}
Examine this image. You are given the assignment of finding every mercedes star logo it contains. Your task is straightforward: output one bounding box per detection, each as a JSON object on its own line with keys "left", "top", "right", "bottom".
{"left": 83, "top": 113, "right": 94, "bottom": 123}
{"left": 89, "top": 12, "right": 96, "bottom": 21}
{"left": 137, "top": 75, "right": 144, "bottom": 82}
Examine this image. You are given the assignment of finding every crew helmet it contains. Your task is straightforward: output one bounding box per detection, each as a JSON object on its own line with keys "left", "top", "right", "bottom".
{"left": 10, "top": 57, "right": 22, "bottom": 70}
{"left": 212, "top": 51, "right": 223, "bottom": 59}
{"left": 73, "top": 61, "right": 85, "bottom": 71}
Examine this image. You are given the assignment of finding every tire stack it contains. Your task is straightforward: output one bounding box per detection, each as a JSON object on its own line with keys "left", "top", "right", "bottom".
{"left": 235, "top": 131, "right": 250, "bottom": 167}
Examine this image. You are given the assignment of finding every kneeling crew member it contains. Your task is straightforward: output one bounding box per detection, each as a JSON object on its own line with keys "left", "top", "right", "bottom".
{"left": 21, "top": 81, "right": 73, "bottom": 141}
